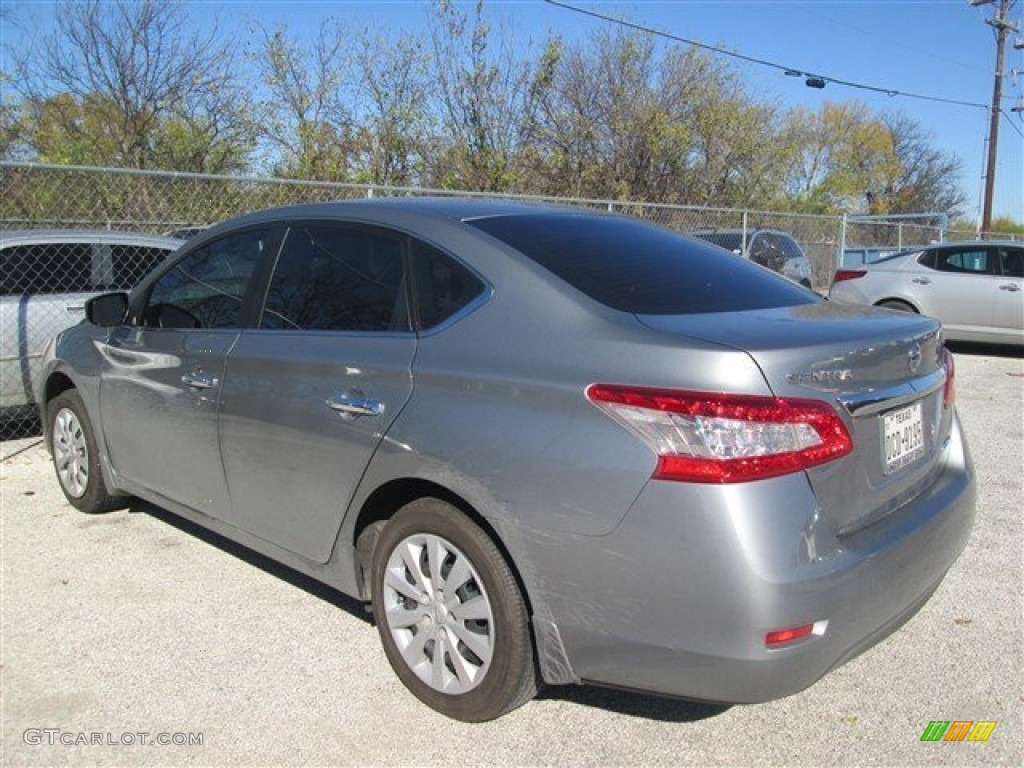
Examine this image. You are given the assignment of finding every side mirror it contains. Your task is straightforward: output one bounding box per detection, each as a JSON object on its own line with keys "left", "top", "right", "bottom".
{"left": 85, "top": 292, "right": 129, "bottom": 327}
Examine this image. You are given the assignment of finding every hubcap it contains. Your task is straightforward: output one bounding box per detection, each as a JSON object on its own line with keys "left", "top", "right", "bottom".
{"left": 383, "top": 533, "right": 495, "bottom": 694}
{"left": 53, "top": 407, "right": 89, "bottom": 498}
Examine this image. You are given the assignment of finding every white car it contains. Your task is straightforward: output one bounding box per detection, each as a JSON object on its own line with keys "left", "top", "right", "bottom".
{"left": 1, "top": 230, "right": 180, "bottom": 418}
{"left": 830, "top": 241, "right": 1023, "bottom": 346}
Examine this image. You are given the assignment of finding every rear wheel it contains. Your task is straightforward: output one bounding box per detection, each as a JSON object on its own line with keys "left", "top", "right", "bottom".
{"left": 877, "top": 299, "right": 918, "bottom": 313}
{"left": 370, "top": 498, "right": 537, "bottom": 721}
{"left": 49, "top": 390, "right": 121, "bottom": 513}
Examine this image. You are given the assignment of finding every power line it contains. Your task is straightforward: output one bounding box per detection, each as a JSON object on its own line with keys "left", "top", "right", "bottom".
{"left": 543, "top": 0, "right": 991, "bottom": 111}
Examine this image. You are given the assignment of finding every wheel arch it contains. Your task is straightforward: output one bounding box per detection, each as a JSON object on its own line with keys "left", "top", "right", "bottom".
{"left": 351, "top": 478, "right": 533, "bottom": 619}
{"left": 40, "top": 371, "right": 77, "bottom": 445}
{"left": 874, "top": 297, "right": 920, "bottom": 313}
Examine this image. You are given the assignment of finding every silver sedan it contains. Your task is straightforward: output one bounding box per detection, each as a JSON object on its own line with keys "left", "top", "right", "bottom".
{"left": 38, "top": 199, "right": 975, "bottom": 721}
{"left": 830, "top": 241, "right": 1023, "bottom": 346}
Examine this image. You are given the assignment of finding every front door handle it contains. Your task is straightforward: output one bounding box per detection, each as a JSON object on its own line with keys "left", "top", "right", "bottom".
{"left": 911, "top": 277, "right": 931, "bottom": 285}
{"left": 327, "top": 392, "right": 384, "bottom": 419}
{"left": 181, "top": 370, "right": 218, "bottom": 390}
{"left": 999, "top": 283, "right": 1020, "bottom": 292}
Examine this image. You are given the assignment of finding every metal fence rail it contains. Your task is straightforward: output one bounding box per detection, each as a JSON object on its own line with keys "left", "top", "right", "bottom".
{"left": 0, "top": 161, "right": 1013, "bottom": 439}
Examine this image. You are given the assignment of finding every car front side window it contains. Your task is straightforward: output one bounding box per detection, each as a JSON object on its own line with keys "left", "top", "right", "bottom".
{"left": 142, "top": 229, "right": 266, "bottom": 329}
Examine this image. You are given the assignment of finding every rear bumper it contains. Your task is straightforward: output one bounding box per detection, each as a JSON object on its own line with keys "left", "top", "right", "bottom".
{"left": 529, "top": 412, "right": 975, "bottom": 702}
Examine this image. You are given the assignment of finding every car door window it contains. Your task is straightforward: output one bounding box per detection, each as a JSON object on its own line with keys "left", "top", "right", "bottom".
{"left": 260, "top": 223, "right": 408, "bottom": 332}
{"left": 0, "top": 242, "right": 93, "bottom": 294}
{"left": 109, "top": 244, "right": 173, "bottom": 289}
{"left": 143, "top": 229, "right": 266, "bottom": 329}
{"left": 411, "top": 241, "right": 485, "bottom": 330}
{"left": 933, "top": 248, "right": 992, "bottom": 275}
{"left": 997, "top": 247, "right": 1023, "bottom": 278}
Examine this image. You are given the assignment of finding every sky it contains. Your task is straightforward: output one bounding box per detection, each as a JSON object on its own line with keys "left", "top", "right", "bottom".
{"left": 3, "top": 0, "right": 1023, "bottom": 222}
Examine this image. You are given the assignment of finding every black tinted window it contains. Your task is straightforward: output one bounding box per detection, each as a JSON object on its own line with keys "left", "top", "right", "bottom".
{"left": 998, "top": 247, "right": 1023, "bottom": 278}
{"left": 692, "top": 232, "right": 743, "bottom": 252}
{"left": 110, "top": 245, "right": 172, "bottom": 288}
{"left": 412, "top": 241, "right": 485, "bottom": 330}
{"left": 1, "top": 242, "right": 93, "bottom": 294}
{"left": 470, "top": 214, "right": 816, "bottom": 314}
{"left": 144, "top": 229, "right": 265, "bottom": 329}
{"left": 261, "top": 224, "right": 407, "bottom": 332}
{"left": 933, "top": 248, "right": 990, "bottom": 274}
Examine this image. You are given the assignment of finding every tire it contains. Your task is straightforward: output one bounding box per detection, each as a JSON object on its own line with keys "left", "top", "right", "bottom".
{"left": 49, "top": 390, "right": 122, "bottom": 513}
{"left": 370, "top": 498, "right": 537, "bottom": 721}
{"left": 877, "top": 299, "right": 918, "bottom": 313}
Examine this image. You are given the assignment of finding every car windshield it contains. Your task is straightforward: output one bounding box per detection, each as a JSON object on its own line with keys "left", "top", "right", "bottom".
{"left": 468, "top": 214, "right": 817, "bottom": 315}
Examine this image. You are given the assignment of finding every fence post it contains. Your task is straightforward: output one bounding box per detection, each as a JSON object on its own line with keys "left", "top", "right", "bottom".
{"left": 838, "top": 214, "right": 847, "bottom": 272}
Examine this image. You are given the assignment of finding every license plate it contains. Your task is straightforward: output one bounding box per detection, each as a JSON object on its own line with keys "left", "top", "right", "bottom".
{"left": 882, "top": 402, "right": 925, "bottom": 474}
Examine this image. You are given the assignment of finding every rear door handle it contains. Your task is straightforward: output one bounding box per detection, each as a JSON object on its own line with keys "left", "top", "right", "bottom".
{"left": 999, "top": 283, "right": 1020, "bottom": 292}
{"left": 911, "top": 277, "right": 931, "bottom": 285}
{"left": 326, "top": 392, "right": 384, "bottom": 419}
{"left": 65, "top": 303, "right": 85, "bottom": 313}
{"left": 181, "top": 370, "right": 218, "bottom": 390}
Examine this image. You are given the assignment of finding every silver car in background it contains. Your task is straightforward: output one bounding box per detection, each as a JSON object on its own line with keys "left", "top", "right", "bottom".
{"left": 38, "top": 200, "right": 975, "bottom": 721}
{"left": 830, "top": 241, "right": 1023, "bottom": 346}
{"left": 1, "top": 230, "right": 180, "bottom": 418}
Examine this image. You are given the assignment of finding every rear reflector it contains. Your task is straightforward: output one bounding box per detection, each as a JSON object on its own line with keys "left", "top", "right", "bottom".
{"left": 832, "top": 269, "right": 866, "bottom": 284}
{"left": 765, "top": 621, "right": 827, "bottom": 647}
{"left": 586, "top": 385, "right": 853, "bottom": 483}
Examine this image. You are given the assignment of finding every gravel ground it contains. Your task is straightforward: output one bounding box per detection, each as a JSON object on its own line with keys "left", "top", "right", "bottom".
{"left": 2, "top": 347, "right": 1021, "bottom": 766}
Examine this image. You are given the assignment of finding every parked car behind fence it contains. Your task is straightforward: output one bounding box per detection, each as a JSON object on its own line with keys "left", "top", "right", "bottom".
{"left": 1, "top": 230, "right": 180, "bottom": 435}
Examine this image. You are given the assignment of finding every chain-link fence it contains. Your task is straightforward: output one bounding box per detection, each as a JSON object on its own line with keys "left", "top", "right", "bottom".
{"left": 0, "top": 161, "right": 1013, "bottom": 440}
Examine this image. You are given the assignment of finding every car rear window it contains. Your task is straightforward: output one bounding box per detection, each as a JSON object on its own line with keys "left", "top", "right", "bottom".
{"left": 468, "top": 214, "right": 816, "bottom": 314}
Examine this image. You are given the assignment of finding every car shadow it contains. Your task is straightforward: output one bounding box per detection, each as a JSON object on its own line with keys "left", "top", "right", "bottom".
{"left": 947, "top": 341, "right": 1022, "bottom": 359}
{"left": 129, "top": 499, "right": 371, "bottom": 625}
{"left": 538, "top": 685, "right": 731, "bottom": 722}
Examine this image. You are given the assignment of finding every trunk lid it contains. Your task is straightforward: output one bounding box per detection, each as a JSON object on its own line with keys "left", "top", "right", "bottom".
{"left": 637, "top": 302, "right": 951, "bottom": 535}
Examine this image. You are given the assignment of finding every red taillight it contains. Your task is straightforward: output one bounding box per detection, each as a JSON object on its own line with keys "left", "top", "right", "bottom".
{"left": 943, "top": 347, "right": 955, "bottom": 409}
{"left": 586, "top": 385, "right": 853, "bottom": 484}
{"left": 832, "top": 269, "right": 866, "bottom": 284}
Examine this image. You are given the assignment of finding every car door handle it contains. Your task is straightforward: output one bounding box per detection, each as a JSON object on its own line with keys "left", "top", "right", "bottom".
{"left": 911, "top": 277, "right": 931, "bottom": 285}
{"left": 181, "top": 370, "right": 218, "bottom": 390}
{"left": 326, "top": 393, "right": 384, "bottom": 418}
{"left": 999, "top": 283, "right": 1020, "bottom": 292}
{"left": 65, "top": 303, "right": 85, "bottom": 313}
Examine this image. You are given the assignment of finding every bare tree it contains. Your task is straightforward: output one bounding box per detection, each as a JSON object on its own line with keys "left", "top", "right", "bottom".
{"left": 17, "top": 0, "right": 250, "bottom": 171}
{"left": 352, "top": 31, "right": 432, "bottom": 186}
{"left": 425, "top": 0, "right": 551, "bottom": 191}
{"left": 255, "top": 20, "right": 355, "bottom": 180}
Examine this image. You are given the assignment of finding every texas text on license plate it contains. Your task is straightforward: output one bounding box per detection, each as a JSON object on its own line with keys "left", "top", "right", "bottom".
{"left": 882, "top": 401, "right": 925, "bottom": 474}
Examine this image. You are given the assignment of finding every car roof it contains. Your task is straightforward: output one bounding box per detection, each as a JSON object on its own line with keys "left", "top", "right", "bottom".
{"left": 0, "top": 229, "right": 182, "bottom": 248}
{"left": 202, "top": 197, "right": 589, "bottom": 231}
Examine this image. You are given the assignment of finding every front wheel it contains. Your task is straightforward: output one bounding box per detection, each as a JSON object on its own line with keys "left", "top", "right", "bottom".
{"left": 370, "top": 498, "right": 538, "bottom": 721}
{"left": 49, "top": 390, "right": 122, "bottom": 513}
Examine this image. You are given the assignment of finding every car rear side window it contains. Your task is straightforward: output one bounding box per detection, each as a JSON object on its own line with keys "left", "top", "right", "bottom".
{"left": 0, "top": 242, "right": 93, "bottom": 295}
{"left": 469, "top": 214, "right": 816, "bottom": 314}
{"left": 143, "top": 229, "right": 265, "bottom": 329}
{"left": 411, "top": 241, "right": 485, "bottom": 330}
{"left": 931, "top": 248, "right": 992, "bottom": 275}
{"left": 261, "top": 224, "right": 408, "bottom": 332}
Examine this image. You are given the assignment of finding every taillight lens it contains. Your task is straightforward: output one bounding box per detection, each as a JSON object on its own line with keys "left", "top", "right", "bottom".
{"left": 943, "top": 347, "right": 955, "bottom": 409}
{"left": 586, "top": 385, "right": 853, "bottom": 484}
{"left": 832, "top": 269, "right": 866, "bottom": 283}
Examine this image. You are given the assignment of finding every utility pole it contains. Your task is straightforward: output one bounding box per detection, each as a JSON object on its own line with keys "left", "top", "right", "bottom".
{"left": 975, "top": 0, "right": 1018, "bottom": 236}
